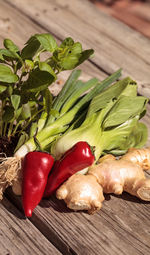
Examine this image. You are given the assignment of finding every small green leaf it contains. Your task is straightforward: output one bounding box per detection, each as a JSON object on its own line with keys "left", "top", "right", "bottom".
{"left": 39, "top": 62, "right": 56, "bottom": 80}
{"left": 2, "top": 106, "right": 14, "bottom": 122}
{"left": 60, "top": 37, "right": 74, "bottom": 48}
{"left": 57, "top": 42, "right": 83, "bottom": 70}
{"left": 21, "top": 37, "right": 41, "bottom": 59}
{"left": 15, "top": 107, "right": 22, "bottom": 119}
{"left": 7, "top": 85, "right": 13, "bottom": 96}
{"left": 25, "top": 59, "right": 34, "bottom": 70}
{"left": 21, "top": 33, "right": 58, "bottom": 59}
{"left": 11, "top": 95, "right": 21, "bottom": 110}
{"left": 22, "top": 68, "right": 55, "bottom": 92}
{"left": 0, "top": 49, "right": 19, "bottom": 60}
{"left": 21, "top": 103, "right": 31, "bottom": 119}
{"left": 0, "top": 64, "right": 18, "bottom": 83}
{"left": 78, "top": 49, "right": 94, "bottom": 66}
{"left": 3, "top": 39, "right": 19, "bottom": 53}
{"left": 35, "top": 33, "right": 58, "bottom": 52}
{"left": 0, "top": 85, "right": 7, "bottom": 93}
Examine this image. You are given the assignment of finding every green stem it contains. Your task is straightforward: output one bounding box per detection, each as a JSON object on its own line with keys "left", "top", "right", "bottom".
{"left": 12, "top": 122, "right": 20, "bottom": 136}
{"left": 22, "top": 108, "right": 43, "bottom": 132}
{"left": 8, "top": 122, "right": 14, "bottom": 137}
{"left": 3, "top": 122, "right": 7, "bottom": 137}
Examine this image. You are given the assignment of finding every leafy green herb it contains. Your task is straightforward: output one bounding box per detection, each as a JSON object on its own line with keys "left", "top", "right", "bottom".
{"left": 0, "top": 33, "right": 93, "bottom": 141}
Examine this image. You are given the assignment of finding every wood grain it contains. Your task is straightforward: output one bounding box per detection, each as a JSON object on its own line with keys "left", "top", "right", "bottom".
{"left": 0, "top": 197, "right": 61, "bottom": 255}
{"left": 0, "top": 0, "right": 106, "bottom": 82}
{"left": 6, "top": 191, "right": 150, "bottom": 255}
{"left": 5, "top": 0, "right": 150, "bottom": 97}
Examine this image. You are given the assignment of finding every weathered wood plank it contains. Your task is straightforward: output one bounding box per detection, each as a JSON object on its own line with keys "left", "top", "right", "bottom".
{"left": 0, "top": 197, "right": 61, "bottom": 255}
{"left": 5, "top": 0, "right": 150, "bottom": 97}
{"left": 6, "top": 191, "right": 150, "bottom": 255}
{"left": 0, "top": 0, "right": 106, "bottom": 82}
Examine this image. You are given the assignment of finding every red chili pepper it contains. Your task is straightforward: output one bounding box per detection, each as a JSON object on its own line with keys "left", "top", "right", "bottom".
{"left": 22, "top": 151, "right": 54, "bottom": 217}
{"left": 44, "top": 141, "right": 95, "bottom": 198}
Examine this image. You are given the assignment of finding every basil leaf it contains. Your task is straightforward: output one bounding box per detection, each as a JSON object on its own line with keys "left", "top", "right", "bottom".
{"left": 39, "top": 62, "right": 56, "bottom": 80}
{"left": 21, "top": 103, "right": 31, "bottom": 119}
{"left": 60, "top": 37, "right": 74, "bottom": 48}
{"left": 0, "top": 49, "right": 19, "bottom": 60}
{"left": 58, "top": 38, "right": 94, "bottom": 70}
{"left": 15, "top": 107, "right": 22, "bottom": 119}
{"left": 21, "top": 37, "right": 41, "bottom": 59}
{"left": 11, "top": 95, "right": 21, "bottom": 110}
{"left": 21, "top": 33, "right": 58, "bottom": 59}
{"left": 78, "top": 49, "right": 94, "bottom": 66}
{"left": 58, "top": 42, "right": 82, "bottom": 70}
{"left": 22, "top": 68, "right": 55, "bottom": 92}
{"left": 25, "top": 59, "right": 34, "bottom": 70}
{"left": 0, "top": 85, "right": 7, "bottom": 93}
{"left": 0, "top": 64, "right": 18, "bottom": 83}
{"left": 4, "top": 39, "right": 19, "bottom": 53}
{"left": 35, "top": 33, "right": 58, "bottom": 52}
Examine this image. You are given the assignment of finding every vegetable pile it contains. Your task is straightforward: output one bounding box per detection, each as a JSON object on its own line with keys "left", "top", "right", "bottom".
{"left": 0, "top": 33, "right": 149, "bottom": 217}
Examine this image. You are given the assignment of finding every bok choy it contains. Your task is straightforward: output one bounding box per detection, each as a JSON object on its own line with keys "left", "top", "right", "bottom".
{"left": 51, "top": 77, "right": 148, "bottom": 160}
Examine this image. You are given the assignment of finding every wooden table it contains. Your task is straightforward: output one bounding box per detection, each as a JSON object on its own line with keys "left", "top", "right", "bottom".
{"left": 0, "top": 0, "right": 150, "bottom": 254}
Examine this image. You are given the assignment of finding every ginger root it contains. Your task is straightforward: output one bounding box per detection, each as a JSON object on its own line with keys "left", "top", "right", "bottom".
{"left": 88, "top": 154, "right": 150, "bottom": 200}
{"left": 122, "top": 147, "right": 150, "bottom": 170}
{"left": 56, "top": 174, "right": 104, "bottom": 214}
{"left": 56, "top": 148, "right": 150, "bottom": 214}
